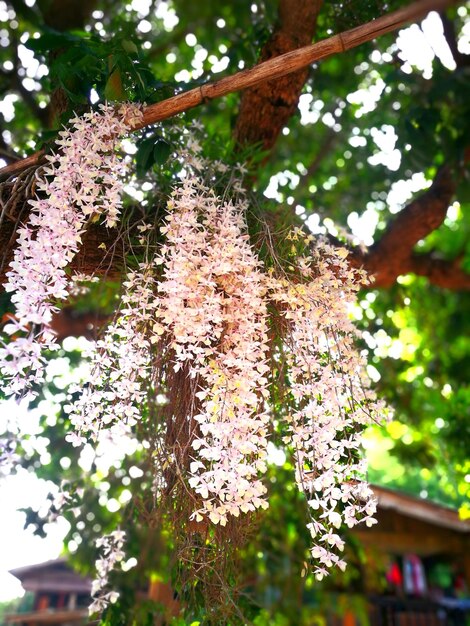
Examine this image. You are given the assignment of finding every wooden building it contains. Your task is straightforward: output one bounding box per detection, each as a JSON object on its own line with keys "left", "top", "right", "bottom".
{"left": 356, "top": 485, "right": 470, "bottom": 580}
{"left": 5, "top": 559, "right": 91, "bottom": 626}
{"left": 5, "top": 486, "right": 470, "bottom": 626}
{"left": 344, "top": 485, "right": 470, "bottom": 626}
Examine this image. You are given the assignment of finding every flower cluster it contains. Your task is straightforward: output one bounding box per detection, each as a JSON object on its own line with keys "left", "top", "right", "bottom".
{"left": 155, "top": 178, "right": 225, "bottom": 367}
{"left": 0, "top": 103, "right": 141, "bottom": 398}
{"left": 190, "top": 196, "right": 270, "bottom": 523}
{"left": 267, "top": 235, "right": 385, "bottom": 579}
{"left": 0, "top": 112, "right": 386, "bottom": 584}
{"left": 156, "top": 178, "right": 271, "bottom": 525}
{"left": 89, "top": 529, "right": 126, "bottom": 615}
{"left": 62, "top": 157, "right": 384, "bottom": 579}
{"left": 67, "top": 260, "right": 158, "bottom": 445}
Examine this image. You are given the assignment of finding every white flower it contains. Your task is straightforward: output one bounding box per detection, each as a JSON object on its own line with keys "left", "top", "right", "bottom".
{"left": 1, "top": 104, "right": 142, "bottom": 398}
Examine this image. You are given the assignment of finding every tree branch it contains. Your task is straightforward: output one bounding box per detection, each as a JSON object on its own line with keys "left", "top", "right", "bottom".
{"left": 408, "top": 252, "right": 470, "bottom": 289}
{"left": 370, "top": 167, "right": 454, "bottom": 264}
{"left": 0, "top": 0, "right": 456, "bottom": 180}
{"left": 348, "top": 167, "right": 470, "bottom": 290}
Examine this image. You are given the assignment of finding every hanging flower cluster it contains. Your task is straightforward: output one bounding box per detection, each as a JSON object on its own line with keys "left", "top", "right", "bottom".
{"left": 156, "top": 178, "right": 271, "bottom": 524}
{"left": 267, "top": 234, "right": 384, "bottom": 579}
{"left": 0, "top": 103, "right": 141, "bottom": 398}
{"left": 0, "top": 116, "right": 388, "bottom": 590}
{"left": 67, "top": 260, "right": 158, "bottom": 446}
{"left": 89, "top": 529, "right": 126, "bottom": 615}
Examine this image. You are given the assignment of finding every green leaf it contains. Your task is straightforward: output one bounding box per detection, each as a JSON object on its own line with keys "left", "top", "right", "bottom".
{"left": 135, "top": 137, "right": 172, "bottom": 177}
{"left": 136, "top": 137, "right": 157, "bottom": 178}
{"left": 121, "top": 39, "right": 139, "bottom": 55}
{"left": 153, "top": 139, "right": 171, "bottom": 166}
{"left": 26, "top": 30, "right": 81, "bottom": 53}
{"left": 104, "top": 68, "right": 126, "bottom": 101}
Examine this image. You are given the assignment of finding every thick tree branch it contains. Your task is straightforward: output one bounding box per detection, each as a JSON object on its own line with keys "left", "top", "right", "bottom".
{"left": 349, "top": 167, "right": 470, "bottom": 290}
{"left": 233, "top": 0, "right": 323, "bottom": 151}
{"left": 0, "top": 0, "right": 456, "bottom": 181}
{"left": 0, "top": 152, "right": 45, "bottom": 180}
{"left": 368, "top": 167, "right": 454, "bottom": 268}
{"left": 408, "top": 252, "right": 470, "bottom": 289}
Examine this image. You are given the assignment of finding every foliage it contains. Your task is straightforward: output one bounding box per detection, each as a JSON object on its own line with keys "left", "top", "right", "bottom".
{"left": 0, "top": 597, "right": 20, "bottom": 626}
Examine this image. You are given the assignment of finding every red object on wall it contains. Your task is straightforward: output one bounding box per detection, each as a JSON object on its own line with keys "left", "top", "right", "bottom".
{"left": 386, "top": 561, "right": 403, "bottom": 587}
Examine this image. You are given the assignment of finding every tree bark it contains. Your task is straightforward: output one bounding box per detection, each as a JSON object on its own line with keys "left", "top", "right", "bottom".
{"left": 349, "top": 167, "right": 470, "bottom": 289}
{"left": 37, "top": 0, "right": 98, "bottom": 31}
{"left": 233, "top": 0, "right": 323, "bottom": 151}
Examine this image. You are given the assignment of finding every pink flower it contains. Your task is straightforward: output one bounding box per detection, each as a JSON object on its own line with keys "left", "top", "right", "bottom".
{"left": 1, "top": 104, "right": 142, "bottom": 398}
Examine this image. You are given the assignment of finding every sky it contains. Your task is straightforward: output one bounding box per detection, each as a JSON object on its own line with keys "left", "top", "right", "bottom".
{"left": 0, "top": 399, "right": 70, "bottom": 601}
{"left": 0, "top": 5, "right": 466, "bottom": 604}
{"left": 0, "top": 467, "right": 69, "bottom": 601}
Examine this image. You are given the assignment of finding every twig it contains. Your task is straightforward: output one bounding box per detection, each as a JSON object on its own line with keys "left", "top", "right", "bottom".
{"left": 293, "top": 125, "right": 339, "bottom": 205}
